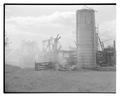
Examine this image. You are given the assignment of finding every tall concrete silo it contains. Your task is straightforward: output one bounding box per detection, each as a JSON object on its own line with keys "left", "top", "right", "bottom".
{"left": 76, "top": 9, "right": 97, "bottom": 69}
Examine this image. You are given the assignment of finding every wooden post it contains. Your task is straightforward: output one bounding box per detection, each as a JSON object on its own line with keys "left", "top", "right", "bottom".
{"left": 113, "top": 40, "right": 116, "bottom": 66}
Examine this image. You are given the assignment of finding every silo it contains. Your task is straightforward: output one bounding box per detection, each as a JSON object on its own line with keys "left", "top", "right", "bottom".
{"left": 76, "top": 9, "right": 97, "bottom": 68}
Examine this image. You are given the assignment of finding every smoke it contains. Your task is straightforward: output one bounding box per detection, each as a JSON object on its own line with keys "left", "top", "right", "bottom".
{"left": 5, "top": 40, "right": 41, "bottom": 68}
{"left": 5, "top": 40, "right": 68, "bottom": 68}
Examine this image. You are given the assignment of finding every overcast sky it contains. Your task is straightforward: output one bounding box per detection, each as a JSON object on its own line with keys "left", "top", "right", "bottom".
{"left": 5, "top": 5, "right": 116, "bottom": 50}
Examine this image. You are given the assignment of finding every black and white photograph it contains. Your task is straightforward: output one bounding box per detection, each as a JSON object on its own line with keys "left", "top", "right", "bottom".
{"left": 4, "top": 4, "right": 116, "bottom": 93}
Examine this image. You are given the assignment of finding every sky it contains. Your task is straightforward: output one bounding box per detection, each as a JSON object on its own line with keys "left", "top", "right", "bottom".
{"left": 5, "top": 5, "right": 116, "bottom": 50}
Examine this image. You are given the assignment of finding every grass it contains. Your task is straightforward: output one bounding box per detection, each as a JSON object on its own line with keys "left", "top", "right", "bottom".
{"left": 5, "top": 64, "right": 116, "bottom": 92}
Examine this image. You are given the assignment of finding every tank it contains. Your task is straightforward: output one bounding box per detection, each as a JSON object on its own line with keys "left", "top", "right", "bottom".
{"left": 76, "top": 9, "right": 97, "bottom": 68}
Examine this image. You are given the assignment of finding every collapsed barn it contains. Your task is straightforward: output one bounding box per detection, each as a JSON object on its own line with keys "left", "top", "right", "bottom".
{"left": 35, "top": 8, "right": 116, "bottom": 71}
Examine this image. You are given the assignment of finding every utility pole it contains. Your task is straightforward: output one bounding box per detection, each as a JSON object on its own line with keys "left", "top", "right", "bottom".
{"left": 113, "top": 40, "right": 116, "bottom": 66}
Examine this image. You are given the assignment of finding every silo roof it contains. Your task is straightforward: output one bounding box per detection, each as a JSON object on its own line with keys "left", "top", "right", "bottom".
{"left": 77, "top": 8, "right": 95, "bottom": 12}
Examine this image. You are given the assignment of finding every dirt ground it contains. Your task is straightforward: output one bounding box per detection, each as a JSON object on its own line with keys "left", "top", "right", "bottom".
{"left": 5, "top": 65, "right": 116, "bottom": 92}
